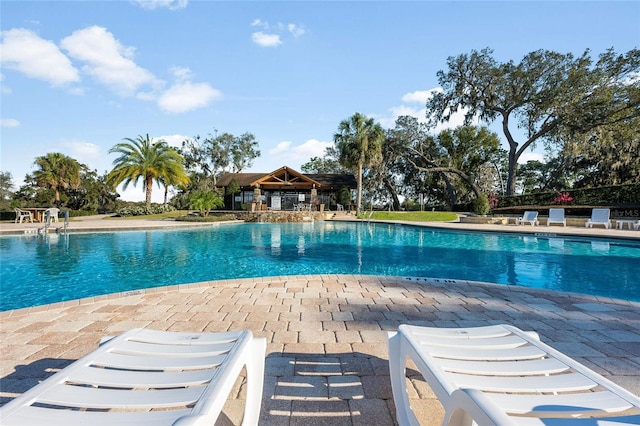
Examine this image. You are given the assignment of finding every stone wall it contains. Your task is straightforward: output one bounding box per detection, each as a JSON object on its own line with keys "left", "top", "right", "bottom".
{"left": 237, "top": 211, "right": 328, "bottom": 223}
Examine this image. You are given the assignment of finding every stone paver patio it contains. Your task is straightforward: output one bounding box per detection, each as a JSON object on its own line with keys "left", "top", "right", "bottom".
{"left": 1, "top": 274, "right": 639, "bottom": 425}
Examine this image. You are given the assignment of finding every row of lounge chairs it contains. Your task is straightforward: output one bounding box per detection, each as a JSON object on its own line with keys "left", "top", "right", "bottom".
{"left": 516, "top": 207, "right": 640, "bottom": 230}
{"left": 2, "top": 324, "right": 640, "bottom": 425}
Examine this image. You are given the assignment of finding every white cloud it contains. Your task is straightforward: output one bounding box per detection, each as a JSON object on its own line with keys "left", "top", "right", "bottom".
{"left": 401, "top": 90, "right": 432, "bottom": 104}
{"left": 288, "top": 24, "right": 305, "bottom": 37}
{"left": 132, "top": 0, "right": 188, "bottom": 10}
{"left": 379, "top": 87, "right": 478, "bottom": 132}
{"left": 157, "top": 81, "right": 221, "bottom": 113}
{"left": 1, "top": 118, "right": 21, "bottom": 127}
{"left": 117, "top": 183, "right": 165, "bottom": 203}
{"left": 270, "top": 141, "right": 292, "bottom": 155}
{"left": 154, "top": 66, "right": 221, "bottom": 114}
{"left": 251, "top": 19, "right": 267, "bottom": 29}
{"left": 250, "top": 19, "right": 305, "bottom": 47}
{"left": 432, "top": 108, "right": 477, "bottom": 133}
{"left": 0, "top": 73, "right": 9, "bottom": 94}
{"left": 251, "top": 32, "right": 281, "bottom": 47}
{"left": 170, "top": 66, "right": 192, "bottom": 82}
{"left": 61, "top": 140, "right": 102, "bottom": 161}
{"left": 60, "top": 26, "right": 159, "bottom": 96}
{"left": 518, "top": 151, "right": 546, "bottom": 164}
{"left": 378, "top": 104, "right": 426, "bottom": 128}
{"left": 156, "top": 134, "right": 188, "bottom": 148}
{"left": 269, "top": 139, "right": 333, "bottom": 169}
{"left": 58, "top": 140, "right": 110, "bottom": 173}
{"left": 0, "top": 28, "right": 80, "bottom": 86}
{"left": 625, "top": 71, "right": 640, "bottom": 84}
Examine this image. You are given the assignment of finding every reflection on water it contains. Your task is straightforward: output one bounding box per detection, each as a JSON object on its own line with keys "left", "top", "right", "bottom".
{"left": 1, "top": 222, "right": 639, "bottom": 311}
{"left": 271, "top": 226, "right": 281, "bottom": 256}
{"left": 591, "top": 241, "right": 610, "bottom": 253}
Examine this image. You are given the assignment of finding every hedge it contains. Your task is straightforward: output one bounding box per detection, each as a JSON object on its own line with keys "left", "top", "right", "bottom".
{"left": 496, "top": 183, "right": 640, "bottom": 208}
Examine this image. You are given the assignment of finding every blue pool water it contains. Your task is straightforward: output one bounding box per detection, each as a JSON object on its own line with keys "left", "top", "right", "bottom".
{"left": 1, "top": 221, "right": 639, "bottom": 311}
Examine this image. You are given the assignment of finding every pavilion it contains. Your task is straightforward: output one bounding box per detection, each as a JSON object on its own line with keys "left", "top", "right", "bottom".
{"left": 216, "top": 166, "right": 356, "bottom": 211}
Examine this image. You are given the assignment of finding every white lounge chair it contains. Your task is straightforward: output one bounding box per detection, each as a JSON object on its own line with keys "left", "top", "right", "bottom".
{"left": 515, "top": 210, "right": 538, "bottom": 226}
{"left": 388, "top": 324, "right": 640, "bottom": 426}
{"left": 0, "top": 328, "right": 266, "bottom": 426}
{"left": 44, "top": 207, "right": 60, "bottom": 223}
{"left": 546, "top": 208, "right": 566, "bottom": 226}
{"left": 585, "top": 208, "right": 612, "bottom": 229}
{"left": 14, "top": 208, "right": 33, "bottom": 223}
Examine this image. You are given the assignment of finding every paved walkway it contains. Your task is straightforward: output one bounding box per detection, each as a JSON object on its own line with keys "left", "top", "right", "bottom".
{"left": 1, "top": 217, "right": 640, "bottom": 424}
{"left": 3, "top": 214, "right": 640, "bottom": 240}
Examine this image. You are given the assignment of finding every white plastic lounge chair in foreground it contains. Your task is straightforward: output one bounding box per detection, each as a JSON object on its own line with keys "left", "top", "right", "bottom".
{"left": 388, "top": 324, "right": 640, "bottom": 426}
{"left": 546, "top": 208, "right": 566, "bottom": 227}
{"left": 586, "top": 208, "right": 612, "bottom": 229}
{"left": 0, "top": 328, "right": 266, "bottom": 426}
{"left": 515, "top": 210, "right": 538, "bottom": 226}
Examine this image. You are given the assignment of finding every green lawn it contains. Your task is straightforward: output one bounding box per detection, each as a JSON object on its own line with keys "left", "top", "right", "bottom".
{"left": 357, "top": 211, "right": 458, "bottom": 222}
{"left": 32, "top": 210, "right": 457, "bottom": 223}
{"left": 105, "top": 210, "right": 193, "bottom": 220}
{"left": 110, "top": 211, "right": 238, "bottom": 222}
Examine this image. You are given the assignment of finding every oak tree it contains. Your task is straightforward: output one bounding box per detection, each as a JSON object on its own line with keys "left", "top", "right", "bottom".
{"left": 426, "top": 48, "right": 640, "bottom": 195}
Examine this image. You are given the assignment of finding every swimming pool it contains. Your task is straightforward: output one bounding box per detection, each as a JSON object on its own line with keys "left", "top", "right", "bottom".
{"left": 1, "top": 221, "right": 639, "bottom": 311}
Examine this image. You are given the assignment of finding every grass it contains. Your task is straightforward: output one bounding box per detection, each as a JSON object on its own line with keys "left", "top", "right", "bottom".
{"left": 357, "top": 211, "right": 458, "bottom": 222}
{"left": 105, "top": 210, "right": 193, "bottom": 220}
{"left": 4, "top": 209, "right": 457, "bottom": 223}
{"left": 106, "top": 210, "right": 459, "bottom": 222}
{"left": 109, "top": 211, "right": 238, "bottom": 222}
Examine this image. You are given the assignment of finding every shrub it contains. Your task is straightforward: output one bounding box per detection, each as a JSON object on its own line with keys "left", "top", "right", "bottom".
{"left": 175, "top": 213, "right": 237, "bottom": 222}
{"left": 189, "top": 191, "right": 224, "bottom": 216}
{"left": 116, "top": 203, "right": 176, "bottom": 217}
{"left": 488, "top": 193, "right": 499, "bottom": 209}
{"left": 473, "top": 193, "right": 491, "bottom": 216}
{"left": 553, "top": 192, "right": 574, "bottom": 205}
{"left": 497, "top": 183, "right": 640, "bottom": 208}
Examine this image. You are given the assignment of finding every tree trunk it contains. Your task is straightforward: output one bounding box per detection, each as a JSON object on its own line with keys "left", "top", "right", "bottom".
{"left": 382, "top": 177, "right": 401, "bottom": 211}
{"left": 356, "top": 161, "right": 363, "bottom": 216}
{"left": 164, "top": 185, "right": 169, "bottom": 205}
{"left": 145, "top": 176, "right": 153, "bottom": 209}
{"left": 506, "top": 148, "right": 518, "bottom": 196}
{"left": 492, "top": 161, "right": 506, "bottom": 196}
{"left": 442, "top": 174, "right": 456, "bottom": 208}
{"left": 502, "top": 113, "right": 519, "bottom": 196}
{"left": 412, "top": 164, "right": 482, "bottom": 200}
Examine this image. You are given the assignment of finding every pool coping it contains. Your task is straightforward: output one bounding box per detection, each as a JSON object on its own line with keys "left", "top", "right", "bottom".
{"left": 2, "top": 215, "right": 640, "bottom": 240}
{"left": 2, "top": 273, "right": 639, "bottom": 425}
{"left": 2, "top": 274, "right": 639, "bottom": 319}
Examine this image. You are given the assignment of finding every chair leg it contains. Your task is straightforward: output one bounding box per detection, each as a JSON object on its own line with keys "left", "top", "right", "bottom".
{"left": 388, "top": 332, "right": 420, "bottom": 426}
{"left": 242, "top": 337, "right": 267, "bottom": 426}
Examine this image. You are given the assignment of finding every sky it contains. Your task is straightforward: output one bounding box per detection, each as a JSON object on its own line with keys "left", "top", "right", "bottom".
{"left": 1, "top": 1, "right": 638, "bottom": 203}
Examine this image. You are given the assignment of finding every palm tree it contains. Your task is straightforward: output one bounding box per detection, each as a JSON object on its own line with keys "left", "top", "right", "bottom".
{"left": 333, "top": 113, "right": 385, "bottom": 215}
{"left": 32, "top": 153, "right": 82, "bottom": 206}
{"left": 108, "top": 135, "right": 189, "bottom": 208}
